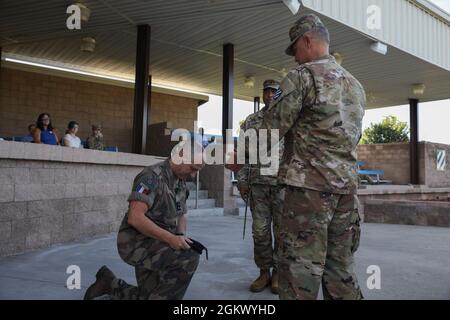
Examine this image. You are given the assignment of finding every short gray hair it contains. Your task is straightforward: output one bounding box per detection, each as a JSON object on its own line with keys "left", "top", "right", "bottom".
{"left": 308, "top": 26, "right": 330, "bottom": 44}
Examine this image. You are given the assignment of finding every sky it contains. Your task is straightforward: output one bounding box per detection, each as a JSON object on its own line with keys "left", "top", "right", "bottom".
{"left": 198, "top": 0, "right": 450, "bottom": 144}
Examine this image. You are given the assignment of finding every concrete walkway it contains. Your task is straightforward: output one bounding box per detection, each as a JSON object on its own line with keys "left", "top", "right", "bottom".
{"left": 0, "top": 213, "right": 449, "bottom": 300}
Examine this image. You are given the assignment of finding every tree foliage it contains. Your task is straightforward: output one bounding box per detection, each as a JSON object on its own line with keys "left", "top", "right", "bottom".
{"left": 360, "top": 116, "right": 409, "bottom": 144}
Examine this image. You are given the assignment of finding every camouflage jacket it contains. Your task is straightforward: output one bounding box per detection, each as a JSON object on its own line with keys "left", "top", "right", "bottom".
{"left": 117, "top": 159, "right": 189, "bottom": 266}
{"left": 259, "top": 55, "right": 365, "bottom": 195}
{"left": 237, "top": 106, "right": 285, "bottom": 188}
{"left": 86, "top": 134, "right": 104, "bottom": 150}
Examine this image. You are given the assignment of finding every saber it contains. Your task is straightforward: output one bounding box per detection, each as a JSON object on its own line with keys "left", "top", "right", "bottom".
{"left": 243, "top": 165, "right": 252, "bottom": 240}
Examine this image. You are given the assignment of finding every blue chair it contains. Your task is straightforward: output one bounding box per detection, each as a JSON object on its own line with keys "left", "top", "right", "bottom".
{"left": 105, "top": 146, "right": 118, "bottom": 152}
{"left": 357, "top": 161, "right": 390, "bottom": 184}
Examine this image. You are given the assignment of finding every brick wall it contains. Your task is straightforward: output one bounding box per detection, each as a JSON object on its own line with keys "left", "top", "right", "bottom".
{"left": 0, "top": 68, "right": 199, "bottom": 153}
{"left": 356, "top": 143, "right": 425, "bottom": 185}
{"left": 0, "top": 140, "right": 164, "bottom": 256}
{"left": 423, "top": 142, "right": 450, "bottom": 188}
{"left": 357, "top": 142, "right": 450, "bottom": 187}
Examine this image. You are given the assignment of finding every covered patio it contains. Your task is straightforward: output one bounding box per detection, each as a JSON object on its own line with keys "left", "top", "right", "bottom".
{"left": 1, "top": 0, "right": 450, "bottom": 256}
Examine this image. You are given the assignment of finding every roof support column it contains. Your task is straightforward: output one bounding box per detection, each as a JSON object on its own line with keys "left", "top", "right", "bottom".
{"left": 254, "top": 96, "right": 260, "bottom": 113}
{"left": 409, "top": 98, "right": 419, "bottom": 185}
{"left": 221, "top": 43, "right": 238, "bottom": 216}
{"left": 132, "top": 25, "right": 151, "bottom": 154}
{"left": 222, "top": 43, "right": 234, "bottom": 145}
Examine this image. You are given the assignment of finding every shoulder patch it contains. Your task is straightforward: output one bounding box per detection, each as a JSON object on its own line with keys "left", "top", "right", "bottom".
{"left": 273, "top": 87, "right": 283, "bottom": 100}
{"left": 136, "top": 182, "right": 151, "bottom": 195}
{"left": 134, "top": 171, "right": 159, "bottom": 195}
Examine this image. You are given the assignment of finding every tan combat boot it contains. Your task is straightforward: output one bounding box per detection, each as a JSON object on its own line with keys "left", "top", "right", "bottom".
{"left": 249, "top": 269, "right": 271, "bottom": 292}
{"left": 83, "top": 265, "right": 116, "bottom": 300}
{"left": 271, "top": 270, "right": 279, "bottom": 294}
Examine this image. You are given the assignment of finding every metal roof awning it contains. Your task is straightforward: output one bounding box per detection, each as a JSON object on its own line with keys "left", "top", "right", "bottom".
{"left": 1, "top": 0, "right": 449, "bottom": 109}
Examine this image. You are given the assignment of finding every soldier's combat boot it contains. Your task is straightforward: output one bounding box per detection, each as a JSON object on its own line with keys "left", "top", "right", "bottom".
{"left": 249, "top": 269, "right": 271, "bottom": 292}
{"left": 83, "top": 265, "right": 116, "bottom": 300}
{"left": 271, "top": 270, "right": 279, "bottom": 294}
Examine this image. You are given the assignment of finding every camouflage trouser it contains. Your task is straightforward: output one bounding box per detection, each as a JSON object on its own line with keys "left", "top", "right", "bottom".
{"left": 110, "top": 247, "right": 199, "bottom": 300}
{"left": 278, "top": 186, "right": 363, "bottom": 300}
{"left": 249, "top": 184, "right": 284, "bottom": 271}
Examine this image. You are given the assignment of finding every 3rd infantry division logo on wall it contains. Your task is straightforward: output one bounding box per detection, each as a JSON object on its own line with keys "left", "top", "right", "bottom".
{"left": 436, "top": 150, "right": 447, "bottom": 171}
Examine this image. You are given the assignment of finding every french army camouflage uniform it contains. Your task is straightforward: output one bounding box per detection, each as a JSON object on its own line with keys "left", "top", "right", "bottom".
{"left": 111, "top": 159, "right": 199, "bottom": 300}
{"left": 257, "top": 14, "right": 366, "bottom": 300}
{"left": 237, "top": 105, "right": 285, "bottom": 272}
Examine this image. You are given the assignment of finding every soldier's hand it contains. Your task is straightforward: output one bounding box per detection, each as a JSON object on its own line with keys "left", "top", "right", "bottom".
{"left": 238, "top": 185, "right": 250, "bottom": 199}
{"left": 168, "top": 235, "right": 193, "bottom": 251}
{"left": 224, "top": 151, "right": 244, "bottom": 173}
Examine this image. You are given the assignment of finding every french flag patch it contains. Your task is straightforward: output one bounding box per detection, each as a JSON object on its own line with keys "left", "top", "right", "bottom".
{"left": 136, "top": 182, "right": 150, "bottom": 195}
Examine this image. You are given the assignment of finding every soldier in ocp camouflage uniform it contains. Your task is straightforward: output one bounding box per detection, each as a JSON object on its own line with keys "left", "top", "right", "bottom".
{"left": 84, "top": 155, "right": 203, "bottom": 300}
{"left": 237, "top": 80, "right": 284, "bottom": 294}
{"left": 85, "top": 124, "right": 104, "bottom": 150}
{"left": 228, "top": 14, "right": 365, "bottom": 300}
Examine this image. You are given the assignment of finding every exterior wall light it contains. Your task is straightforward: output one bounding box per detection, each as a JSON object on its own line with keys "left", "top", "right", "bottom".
{"left": 282, "top": 0, "right": 301, "bottom": 15}
{"left": 412, "top": 84, "right": 426, "bottom": 96}
{"left": 370, "top": 41, "right": 388, "bottom": 55}
{"left": 75, "top": 3, "right": 91, "bottom": 22}
{"left": 244, "top": 76, "right": 255, "bottom": 89}
{"left": 332, "top": 52, "right": 343, "bottom": 65}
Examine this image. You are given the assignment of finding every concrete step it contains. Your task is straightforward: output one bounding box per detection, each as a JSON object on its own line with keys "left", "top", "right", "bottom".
{"left": 187, "top": 198, "right": 216, "bottom": 209}
{"left": 235, "top": 196, "right": 247, "bottom": 208}
{"left": 188, "top": 190, "right": 209, "bottom": 200}
{"left": 186, "top": 181, "right": 201, "bottom": 191}
{"left": 186, "top": 207, "right": 224, "bottom": 217}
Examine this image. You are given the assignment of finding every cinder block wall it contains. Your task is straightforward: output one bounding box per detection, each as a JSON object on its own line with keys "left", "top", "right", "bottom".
{"left": 356, "top": 143, "right": 425, "bottom": 185}
{"left": 0, "top": 141, "right": 164, "bottom": 257}
{"left": 423, "top": 142, "right": 450, "bottom": 187}
{"left": 0, "top": 68, "right": 199, "bottom": 153}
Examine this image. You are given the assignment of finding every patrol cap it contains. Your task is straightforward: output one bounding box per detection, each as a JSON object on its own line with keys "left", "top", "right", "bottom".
{"left": 285, "top": 14, "right": 328, "bottom": 56}
{"left": 263, "top": 79, "right": 280, "bottom": 91}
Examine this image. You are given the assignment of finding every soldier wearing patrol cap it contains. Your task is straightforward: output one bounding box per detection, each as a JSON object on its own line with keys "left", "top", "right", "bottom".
{"left": 84, "top": 142, "right": 204, "bottom": 300}
{"left": 227, "top": 13, "right": 365, "bottom": 300}
{"left": 236, "top": 79, "right": 284, "bottom": 294}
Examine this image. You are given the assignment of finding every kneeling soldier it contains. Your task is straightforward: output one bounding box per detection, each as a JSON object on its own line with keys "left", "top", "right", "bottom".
{"left": 84, "top": 145, "right": 204, "bottom": 300}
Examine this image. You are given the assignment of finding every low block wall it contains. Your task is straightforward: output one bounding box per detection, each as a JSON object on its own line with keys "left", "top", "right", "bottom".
{"left": 357, "top": 142, "right": 450, "bottom": 187}
{"left": 364, "top": 199, "right": 450, "bottom": 227}
{"left": 0, "top": 140, "right": 164, "bottom": 256}
{"left": 356, "top": 143, "right": 423, "bottom": 185}
{"left": 422, "top": 142, "right": 450, "bottom": 188}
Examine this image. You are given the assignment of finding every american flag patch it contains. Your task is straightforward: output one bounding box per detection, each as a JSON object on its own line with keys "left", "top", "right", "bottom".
{"left": 136, "top": 182, "right": 150, "bottom": 195}
{"left": 273, "top": 87, "right": 283, "bottom": 100}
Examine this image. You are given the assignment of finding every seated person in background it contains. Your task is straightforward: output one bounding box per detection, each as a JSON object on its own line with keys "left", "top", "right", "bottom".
{"left": 32, "top": 113, "right": 59, "bottom": 145}
{"left": 63, "top": 121, "right": 82, "bottom": 148}
{"left": 22, "top": 123, "right": 36, "bottom": 142}
{"left": 85, "top": 124, "right": 104, "bottom": 150}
